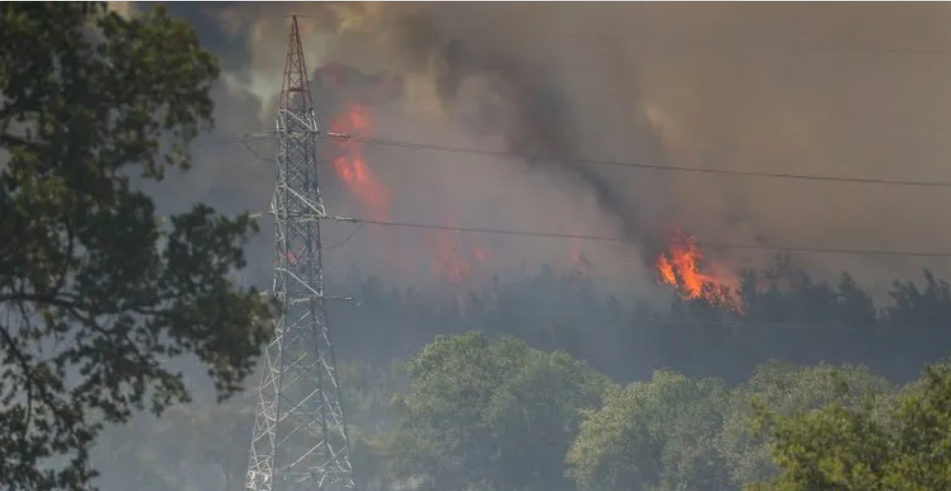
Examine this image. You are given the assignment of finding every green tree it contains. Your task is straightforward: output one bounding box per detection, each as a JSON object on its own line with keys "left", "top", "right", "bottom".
{"left": 87, "top": 360, "right": 401, "bottom": 491}
{"left": 884, "top": 361, "right": 951, "bottom": 490}
{"left": 336, "top": 359, "right": 406, "bottom": 491}
{"left": 746, "top": 361, "right": 951, "bottom": 491}
{"left": 382, "top": 331, "right": 612, "bottom": 491}
{"left": 747, "top": 394, "right": 892, "bottom": 491}
{"left": 0, "top": 3, "right": 275, "bottom": 490}
{"left": 567, "top": 370, "right": 731, "bottom": 491}
{"left": 338, "top": 358, "right": 406, "bottom": 434}
{"left": 158, "top": 398, "right": 256, "bottom": 491}
{"left": 92, "top": 414, "right": 176, "bottom": 491}
{"left": 92, "top": 397, "right": 255, "bottom": 491}
{"left": 719, "top": 362, "right": 894, "bottom": 488}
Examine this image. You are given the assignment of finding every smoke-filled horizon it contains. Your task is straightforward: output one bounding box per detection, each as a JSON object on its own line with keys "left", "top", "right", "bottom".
{"left": 128, "top": 2, "right": 951, "bottom": 300}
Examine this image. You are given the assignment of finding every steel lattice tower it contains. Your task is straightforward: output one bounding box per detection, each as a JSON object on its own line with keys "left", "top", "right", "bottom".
{"left": 245, "top": 16, "right": 355, "bottom": 491}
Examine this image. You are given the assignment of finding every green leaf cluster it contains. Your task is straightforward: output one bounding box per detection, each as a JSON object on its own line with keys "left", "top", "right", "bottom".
{"left": 381, "top": 332, "right": 613, "bottom": 491}
{"left": 750, "top": 361, "right": 951, "bottom": 491}
{"left": 0, "top": 3, "right": 277, "bottom": 489}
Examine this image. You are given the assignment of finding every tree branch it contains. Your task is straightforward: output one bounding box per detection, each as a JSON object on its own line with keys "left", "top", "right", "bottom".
{"left": 0, "top": 133, "right": 42, "bottom": 152}
{"left": 0, "top": 308, "right": 85, "bottom": 451}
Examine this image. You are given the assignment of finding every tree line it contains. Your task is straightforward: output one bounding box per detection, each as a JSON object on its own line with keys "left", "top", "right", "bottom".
{"left": 327, "top": 258, "right": 951, "bottom": 383}
{"left": 93, "top": 330, "right": 951, "bottom": 491}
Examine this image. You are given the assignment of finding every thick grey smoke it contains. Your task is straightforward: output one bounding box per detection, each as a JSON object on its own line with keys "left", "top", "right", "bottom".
{"left": 143, "top": 2, "right": 951, "bottom": 295}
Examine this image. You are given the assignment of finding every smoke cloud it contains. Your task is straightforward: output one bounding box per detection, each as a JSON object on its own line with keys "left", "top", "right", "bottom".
{"left": 145, "top": 2, "right": 951, "bottom": 296}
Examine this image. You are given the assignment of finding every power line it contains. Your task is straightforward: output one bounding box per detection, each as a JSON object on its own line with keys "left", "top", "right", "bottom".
{"left": 193, "top": 135, "right": 951, "bottom": 259}
{"left": 351, "top": 136, "right": 951, "bottom": 189}
{"left": 334, "top": 216, "right": 951, "bottom": 259}
{"left": 196, "top": 133, "right": 951, "bottom": 189}
{"left": 195, "top": 135, "right": 267, "bottom": 147}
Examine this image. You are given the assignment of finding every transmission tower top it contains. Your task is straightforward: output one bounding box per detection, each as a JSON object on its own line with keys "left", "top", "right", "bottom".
{"left": 243, "top": 12, "right": 355, "bottom": 491}
{"left": 279, "top": 15, "right": 313, "bottom": 115}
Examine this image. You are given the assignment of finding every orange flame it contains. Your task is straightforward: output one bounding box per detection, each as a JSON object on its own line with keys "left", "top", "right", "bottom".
{"left": 330, "top": 104, "right": 389, "bottom": 221}
{"left": 432, "top": 217, "right": 490, "bottom": 285}
{"left": 472, "top": 246, "right": 491, "bottom": 265}
{"left": 655, "top": 226, "right": 741, "bottom": 310}
{"left": 328, "top": 102, "right": 492, "bottom": 286}
{"left": 569, "top": 238, "right": 592, "bottom": 277}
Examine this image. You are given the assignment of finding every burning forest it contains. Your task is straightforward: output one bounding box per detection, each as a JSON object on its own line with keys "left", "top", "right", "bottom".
{"left": 313, "top": 61, "right": 753, "bottom": 307}
{"left": 15, "top": 5, "right": 951, "bottom": 491}
{"left": 321, "top": 78, "right": 497, "bottom": 301}
{"left": 654, "top": 225, "right": 743, "bottom": 311}
{"left": 317, "top": 63, "right": 747, "bottom": 310}
{"left": 141, "top": 2, "right": 951, "bottom": 305}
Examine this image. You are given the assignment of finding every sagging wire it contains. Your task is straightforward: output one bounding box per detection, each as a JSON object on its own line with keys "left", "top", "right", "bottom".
{"left": 241, "top": 139, "right": 275, "bottom": 164}
{"left": 324, "top": 223, "right": 365, "bottom": 251}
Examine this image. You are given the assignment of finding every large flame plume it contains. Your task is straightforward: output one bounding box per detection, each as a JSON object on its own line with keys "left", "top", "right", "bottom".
{"left": 329, "top": 104, "right": 390, "bottom": 221}
{"left": 655, "top": 225, "right": 741, "bottom": 310}
{"left": 327, "top": 100, "right": 496, "bottom": 287}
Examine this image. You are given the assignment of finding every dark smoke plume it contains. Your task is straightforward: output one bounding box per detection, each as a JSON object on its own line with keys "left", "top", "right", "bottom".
{"left": 117, "top": 2, "right": 951, "bottom": 294}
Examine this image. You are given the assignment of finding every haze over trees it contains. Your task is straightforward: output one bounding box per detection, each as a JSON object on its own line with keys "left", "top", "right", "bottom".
{"left": 92, "top": 326, "right": 951, "bottom": 491}
{"left": 4, "top": 3, "right": 951, "bottom": 491}
{"left": 76, "top": 262, "right": 951, "bottom": 491}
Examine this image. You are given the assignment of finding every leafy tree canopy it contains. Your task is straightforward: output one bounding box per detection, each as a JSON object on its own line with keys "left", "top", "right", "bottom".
{"left": 76, "top": 333, "right": 951, "bottom": 491}
{"left": 748, "top": 360, "right": 951, "bottom": 491}
{"left": 719, "top": 362, "right": 895, "bottom": 487}
{"left": 382, "top": 331, "right": 612, "bottom": 491}
{"left": 567, "top": 370, "right": 731, "bottom": 491}
{"left": 0, "top": 3, "right": 275, "bottom": 489}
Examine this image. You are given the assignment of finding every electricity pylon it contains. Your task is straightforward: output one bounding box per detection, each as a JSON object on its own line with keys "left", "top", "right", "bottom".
{"left": 244, "top": 15, "right": 355, "bottom": 491}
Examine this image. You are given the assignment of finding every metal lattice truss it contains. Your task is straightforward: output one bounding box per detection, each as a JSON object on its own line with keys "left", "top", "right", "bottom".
{"left": 245, "top": 16, "right": 355, "bottom": 491}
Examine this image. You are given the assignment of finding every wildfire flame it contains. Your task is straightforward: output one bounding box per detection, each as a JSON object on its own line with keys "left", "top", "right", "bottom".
{"left": 655, "top": 225, "right": 741, "bottom": 310}
{"left": 433, "top": 217, "right": 491, "bottom": 285}
{"left": 328, "top": 102, "right": 491, "bottom": 286}
{"left": 329, "top": 104, "right": 389, "bottom": 221}
{"left": 569, "top": 238, "right": 592, "bottom": 277}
